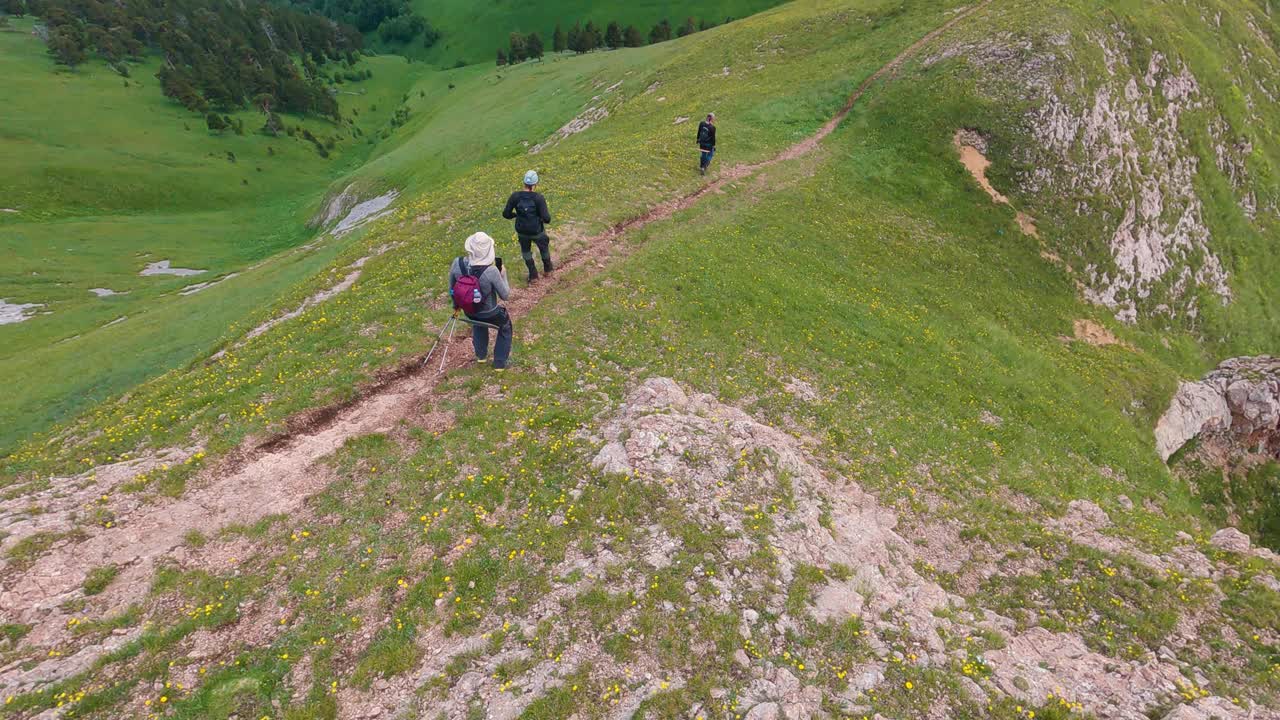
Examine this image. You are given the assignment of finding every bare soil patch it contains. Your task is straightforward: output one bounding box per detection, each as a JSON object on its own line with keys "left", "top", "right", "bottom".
{"left": 1070, "top": 319, "right": 1128, "bottom": 348}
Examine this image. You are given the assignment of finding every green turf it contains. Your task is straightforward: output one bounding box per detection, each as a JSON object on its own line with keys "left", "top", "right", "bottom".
{"left": 396, "top": 0, "right": 787, "bottom": 67}
{"left": 3, "top": 0, "right": 1280, "bottom": 714}
{"left": 0, "top": 17, "right": 675, "bottom": 448}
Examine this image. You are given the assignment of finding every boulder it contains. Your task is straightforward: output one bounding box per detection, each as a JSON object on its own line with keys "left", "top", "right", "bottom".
{"left": 1155, "top": 356, "right": 1280, "bottom": 462}
{"left": 1209, "top": 528, "right": 1251, "bottom": 554}
{"left": 1155, "top": 381, "right": 1231, "bottom": 461}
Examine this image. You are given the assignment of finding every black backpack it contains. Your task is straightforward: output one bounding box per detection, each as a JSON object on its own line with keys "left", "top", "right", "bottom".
{"left": 697, "top": 122, "right": 711, "bottom": 147}
{"left": 514, "top": 193, "right": 542, "bottom": 235}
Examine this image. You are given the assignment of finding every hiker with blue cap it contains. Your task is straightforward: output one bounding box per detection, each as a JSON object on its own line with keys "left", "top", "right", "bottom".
{"left": 502, "top": 170, "right": 554, "bottom": 282}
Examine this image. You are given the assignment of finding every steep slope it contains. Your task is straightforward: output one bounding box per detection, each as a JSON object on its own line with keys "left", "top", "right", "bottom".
{"left": 0, "top": 17, "right": 425, "bottom": 450}
{"left": 2, "top": 0, "right": 1279, "bottom": 718}
{"left": 930, "top": 0, "right": 1280, "bottom": 345}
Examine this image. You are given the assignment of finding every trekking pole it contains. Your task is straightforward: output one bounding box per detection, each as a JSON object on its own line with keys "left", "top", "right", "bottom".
{"left": 457, "top": 317, "right": 500, "bottom": 331}
{"left": 422, "top": 311, "right": 458, "bottom": 368}
{"left": 439, "top": 312, "right": 458, "bottom": 373}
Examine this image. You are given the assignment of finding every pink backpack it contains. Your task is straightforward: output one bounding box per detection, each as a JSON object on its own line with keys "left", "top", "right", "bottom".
{"left": 451, "top": 258, "right": 484, "bottom": 313}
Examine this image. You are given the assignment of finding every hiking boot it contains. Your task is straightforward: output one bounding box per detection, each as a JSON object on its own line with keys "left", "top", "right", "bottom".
{"left": 699, "top": 165, "right": 706, "bottom": 176}
{"left": 527, "top": 270, "right": 538, "bottom": 283}
{"left": 542, "top": 260, "right": 554, "bottom": 274}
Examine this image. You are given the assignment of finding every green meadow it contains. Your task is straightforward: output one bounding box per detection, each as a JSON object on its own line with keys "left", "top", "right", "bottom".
{"left": 2, "top": 0, "right": 1279, "bottom": 716}
{"left": 400, "top": 0, "right": 787, "bottom": 66}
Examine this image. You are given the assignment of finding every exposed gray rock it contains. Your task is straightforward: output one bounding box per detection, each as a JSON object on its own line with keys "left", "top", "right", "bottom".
{"left": 1161, "top": 696, "right": 1252, "bottom": 720}
{"left": 591, "top": 442, "right": 632, "bottom": 476}
{"left": 1156, "top": 381, "right": 1232, "bottom": 461}
{"left": 986, "top": 627, "right": 1187, "bottom": 719}
{"left": 1209, "top": 527, "right": 1251, "bottom": 554}
{"left": 743, "top": 702, "right": 779, "bottom": 720}
{"left": 0, "top": 299, "right": 45, "bottom": 325}
{"left": 1156, "top": 356, "right": 1280, "bottom": 461}
{"left": 139, "top": 260, "right": 205, "bottom": 277}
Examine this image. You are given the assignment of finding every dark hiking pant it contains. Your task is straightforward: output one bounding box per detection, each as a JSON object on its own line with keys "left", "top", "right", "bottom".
{"left": 469, "top": 306, "right": 513, "bottom": 369}
{"left": 518, "top": 233, "right": 552, "bottom": 276}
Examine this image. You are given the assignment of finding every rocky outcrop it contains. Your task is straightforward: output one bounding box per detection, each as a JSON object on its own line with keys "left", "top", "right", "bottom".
{"left": 1027, "top": 41, "right": 1235, "bottom": 324}
{"left": 1155, "top": 356, "right": 1280, "bottom": 462}
{"left": 930, "top": 23, "right": 1274, "bottom": 325}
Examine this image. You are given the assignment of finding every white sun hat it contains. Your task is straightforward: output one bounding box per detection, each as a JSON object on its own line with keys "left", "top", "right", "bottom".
{"left": 465, "top": 231, "right": 496, "bottom": 266}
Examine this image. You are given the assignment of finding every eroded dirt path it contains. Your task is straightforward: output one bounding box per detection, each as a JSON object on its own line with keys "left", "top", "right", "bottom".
{"left": 1, "top": 0, "right": 996, "bottom": 693}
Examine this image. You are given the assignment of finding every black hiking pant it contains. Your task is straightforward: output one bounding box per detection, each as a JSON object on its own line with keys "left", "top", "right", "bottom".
{"left": 518, "top": 232, "right": 552, "bottom": 276}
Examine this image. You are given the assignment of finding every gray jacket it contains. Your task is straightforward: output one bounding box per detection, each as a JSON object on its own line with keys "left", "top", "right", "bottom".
{"left": 448, "top": 257, "right": 509, "bottom": 316}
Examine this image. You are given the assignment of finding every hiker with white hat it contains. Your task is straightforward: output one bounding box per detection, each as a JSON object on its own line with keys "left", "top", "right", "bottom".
{"left": 448, "top": 231, "right": 513, "bottom": 369}
{"left": 502, "top": 170, "right": 554, "bottom": 282}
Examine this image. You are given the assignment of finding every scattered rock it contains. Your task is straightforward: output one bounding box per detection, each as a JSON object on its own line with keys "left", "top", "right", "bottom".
{"left": 784, "top": 377, "right": 819, "bottom": 403}
{"left": 332, "top": 191, "right": 399, "bottom": 237}
{"left": 986, "top": 627, "right": 1188, "bottom": 717}
{"left": 743, "top": 702, "right": 779, "bottom": 720}
{"left": 139, "top": 260, "right": 205, "bottom": 277}
{"left": 530, "top": 106, "right": 609, "bottom": 154}
{"left": 1160, "top": 696, "right": 1252, "bottom": 720}
{"left": 180, "top": 273, "right": 240, "bottom": 296}
{"left": 591, "top": 442, "right": 632, "bottom": 476}
{"left": 0, "top": 299, "right": 45, "bottom": 325}
{"left": 1209, "top": 527, "right": 1251, "bottom": 554}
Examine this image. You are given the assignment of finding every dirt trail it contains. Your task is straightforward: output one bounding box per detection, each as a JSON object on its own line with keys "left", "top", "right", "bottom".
{"left": 1, "top": 0, "right": 995, "bottom": 674}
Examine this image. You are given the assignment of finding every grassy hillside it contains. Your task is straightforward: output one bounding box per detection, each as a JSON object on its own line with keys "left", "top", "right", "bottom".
{"left": 0, "top": 17, "right": 675, "bottom": 451}
{"left": 402, "top": 0, "right": 786, "bottom": 66}
{"left": 2, "top": 0, "right": 1279, "bottom": 717}
{"left": 0, "top": 17, "right": 432, "bottom": 448}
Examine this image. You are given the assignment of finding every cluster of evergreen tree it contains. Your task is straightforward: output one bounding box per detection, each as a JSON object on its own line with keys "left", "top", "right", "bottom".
{"left": 14, "top": 0, "right": 366, "bottom": 119}
{"left": 498, "top": 17, "right": 725, "bottom": 65}
{"left": 497, "top": 30, "right": 543, "bottom": 65}
{"left": 280, "top": 0, "right": 439, "bottom": 47}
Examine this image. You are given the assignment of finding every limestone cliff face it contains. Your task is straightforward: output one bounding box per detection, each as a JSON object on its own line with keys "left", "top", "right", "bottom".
{"left": 930, "top": 7, "right": 1278, "bottom": 326}
{"left": 1155, "top": 356, "right": 1280, "bottom": 462}
{"left": 1026, "top": 41, "right": 1235, "bottom": 325}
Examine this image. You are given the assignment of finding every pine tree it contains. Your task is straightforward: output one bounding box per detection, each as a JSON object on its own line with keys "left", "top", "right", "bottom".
{"left": 526, "top": 32, "right": 544, "bottom": 60}
{"left": 47, "top": 25, "right": 87, "bottom": 67}
{"left": 604, "top": 21, "right": 622, "bottom": 49}
{"left": 648, "top": 19, "right": 671, "bottom": 44}
{"left": 623, "top": 25, "right": 644, "bottom": 48}
{"left": 678, "top": 17, "right": 697, "bottom": 37}
{"left": 552, "top": 23, "right": 566, "bottom": 52}
{"left": 496, "top": 48, "right": 507, "bottom": 66}
{"left": 508, "top": 31, "right": 526, "bottom": 62}
{"left": 581, "top": 20, "right": 599, "bottom": 52}
{"left": 567, "top": 22, "right": 581, "bottom": 52}
{"left": 206, "top": 112, "right": 228, "bottom": 133}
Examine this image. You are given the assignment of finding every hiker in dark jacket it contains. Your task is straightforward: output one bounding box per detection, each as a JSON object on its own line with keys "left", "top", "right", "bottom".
{"left": 502, "top": 170, "right": 553, "bottom": 282}
{"left": 448, "top": 231, "right": 513, "bottom": 370}
{"left": 697, "top": 113, "right": 716, "bottom": 175}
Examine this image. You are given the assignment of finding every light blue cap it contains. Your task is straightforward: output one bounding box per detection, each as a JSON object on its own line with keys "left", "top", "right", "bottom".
{"left": 523, "top": 170, "right": 539, "bottom": 186}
